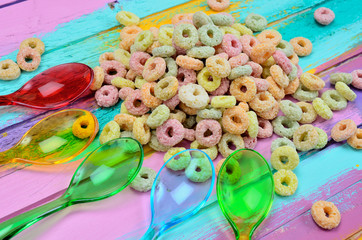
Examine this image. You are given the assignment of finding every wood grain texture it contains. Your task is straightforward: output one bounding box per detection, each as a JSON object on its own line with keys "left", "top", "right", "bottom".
{"left": 0, "top": 0, "right": 361, "bottom": 239}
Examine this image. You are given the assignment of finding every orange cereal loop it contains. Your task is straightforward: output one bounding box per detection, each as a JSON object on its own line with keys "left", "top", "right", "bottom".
{"left": 229, "top": 76, "right": 257, "bottom": 102}
{"left": 172, "top": 13, "right": 193, "bottom": 25}
{"left": 266, "top": 76, "right": 285, "bottom": 100}
{"left": 222, "top": 106, "right": 249, "bottom": 134}
{"left": 256, "top": 101, "right": 280, "bottom": 120}
{"left": 270, "top": 64, "right": 289, "bottom": 88}
{"left": 331, "top": 119, "right": 357, "bottom": 142}
{"left": 120, "top": 25, "right": 142, "bottom": 40}
{"left": 249, "top": 91, "right": 276, "bottom": 112}
{"left": 141, "top": 82, "right": 162, "bottom": 108}
{"left": 149, "top": 27, "right": 159, "bottom": 40}
{"left": 179, "top": 102, "right": 199, "bottom": 115}
{"left": 250, "top": 43, "right": 276, "bottom": 64}
{"left": 300, "top": 72, "right": 325, "bottom": 91}
{"left": 207, "top": 0, "right": 230, "bottom": 11}
{"left": 119, "top": 38, "right": 134, "bottom": 51}
{"left": 311, "top": 201, "right": 341, "bottom": 230}
{"left": 237, "top": 102, "right": 249, "bottom": 112}
{"left": 288, "top": 52, "right": 299, "bottom": 65}
{"left": 114, "top": 113, "right": 137, "bottom": 131}
{"left": 99, "top": 52, "right": 115, "bottom": 65}
{"left": 284, "top": 77, "right": 300, "bottom": 95}
{"left": 72, "top": 114, "right": 96, "bottom": 139}
{"left": 176, "top": 55, "right": 204, "bottom": 71}
{"left": 146, "top": 41, "right": 161, "bottom": 54}
{"left": 290, "top": 37, "right": 312, "bottom": 57}
{"left": 215, "top": 158, "right": 226, "bottom": 175}
{"left": 256, "top": 30, "right": 282, "bottom": 46}
{"left": 90, "top": 66, "right": 105, "bottom": 91}
{"left": 347, "top": 129, "right": 362, "bottom": 149}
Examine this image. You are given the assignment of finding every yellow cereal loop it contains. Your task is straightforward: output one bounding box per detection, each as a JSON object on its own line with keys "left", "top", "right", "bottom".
{"left": 163, "top": 147, "right": 191, "bottom": 171}
{"left": 190, "top": 140, "right": 218, "bottom": 160}
{"left": 135, "top": 76, "right": 147, "bottom": 89}
{"left": 72, "top": 114, "right": 95, "bottom": 139}
{"left": 312, "top": 98, "right": 333, "bottom": 120}
{"left": 219, "top": 26, "right": 241, "bottom": 37}
{"left": 120, "top": 102, "right": 131, "bottom": 114}
{"left": 99, "top": 120, "right": 121, "bottom": 144}
{"left": 111, "top": 77, "right": 135, "bottom": 89}
{"left": 335, "top": 81, "right": 356, "bottom": 101}
{"left": 273, "top": 169, "right": 298, "bottom": 196}
{"left": 158, "top": 27, "right": 174, "bottom": 46}
{"left": 247, "top": 111, "right": 258, "bottom": 138}
{"left": 197, "top": 67, "right": 221, "bottom": 92}
{"left": 133, "top": 116, "right": 151, "bottom": 145}
{"left": 271, "top": 146, "right": 299, "bottom": 170}
{"left": 114, "top": 48, "right": 131, "bottom": 69}
{"left": 231, "top": 23, "right": 253, "bottom": 36}
{"left": 211, "top": 96, "right": 236, "bottom": 108}
{"left": 116, "top": 11, "right": 140, "bottom": 26}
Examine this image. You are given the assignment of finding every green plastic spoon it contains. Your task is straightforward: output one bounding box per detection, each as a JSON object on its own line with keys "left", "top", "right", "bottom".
{"left": 0, "top": 137, "right": 143, "bottom": 239}
{"left": 216, "top": 149, "right": 274, "bottom": 240}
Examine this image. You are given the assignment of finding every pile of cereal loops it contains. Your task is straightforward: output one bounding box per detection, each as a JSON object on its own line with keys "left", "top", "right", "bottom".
{"left": 92, "top": 8, "right": 361, "bottom": 194}
{"left": 0, "top": 38, "right": 45, "bottom": 80}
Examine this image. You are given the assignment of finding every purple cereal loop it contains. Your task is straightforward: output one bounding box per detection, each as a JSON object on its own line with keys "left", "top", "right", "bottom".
{"left": 195, "top": 119, "right": 222, "bottom": 147}
{"left": 222, "top": 34, "right": 242, "bottom": 58}
{"left": 119, "top": 87, "right": 135, "bottom": 100}
{"left": 257, "top": 118, "right": 273, "bottom": 138}
{"left": 243, "top": 136, "right": 257, "bottom": 149}
{"left": 273, "top": 50, "right": 293, "bottom": 74}
{"left": 296, "top": 64, "right": 303, "bottom": 78}
{"left": 246, "top": 61, "right": 263, "bottom": 78}
{"left": 164, "top": 93, "right": 180, "bottom": 110}
{"left": 215, "top": 52, "right": 229, "bottom": 60}
{"left": 129, "top": 51, "right": 151, "bottom": 75}
{"left": 184, "top": 128, "right": 196, "bottom": 141}
{"left": 210, "top": 78, "right": 230, "bottom": 95}
{"left": 240, "top": 35, "right": 260, "bottom": 56}
{"left": 254, "top": 77, "right": 270, "bottom": 92}
{"left": 229, "top": 53, "right": 249, "bottom": 68}
{"left": 95, "top": 85, "right": 119, "bottom": 107}
{"left": 177, "top": 67, "right": 197, "bottom": 86}
{"left": 314, "top": 7, "right": 335, "bottom": 26}
{"left": 172, "top": 39, "right": 187, "bottom": 55}
{"left": 124, "top": 89, "right": 150, "bottom": 115}
{"left": 351, "top": 70, "right": 362, "bottom": 89}
{"left": 101, "top": 60, "right": 127, "bottom": 84}
{"left": 156, "top": 119, "right": 185, "bottom": 146}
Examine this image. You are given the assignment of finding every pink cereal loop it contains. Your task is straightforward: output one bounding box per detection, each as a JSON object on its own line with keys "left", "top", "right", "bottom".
{"left": 243, "top": 136, "right": 257, "bottom": 149}
{"left": 142, "top": 57, "right": 166, "bottom": 82}
{"left": 184, "top": 128, "right": 195, "bottom": 141}
{"left": 257, "top": 118, "right": 273, "bottom": 138}
{"left": 124, "top": 89, "right": 150, "bottom": 115}
{"left": 119, "top": 87, "right": 135, "bottom": 100}
{"left": 222, "top": 34, "right": 243, "bottom": 58}
{"left": 207, "top": 0, "right": 230, "bottom": 12}
{"left": 296, "top": 64, "right": 303, "bottom": 78}
{"left": 177, "top": 67, "right": 197, "bottom": 86}
{"left": 273, "top": 50, "right": 293, "bottom": 74}
{"left": 195, "top": 119, "right": 222, "bottom": 147}
{"left": 16, "top": 47, "right": 41, "bottom": 71}
{"left": 246, "top": 61, "right": 263, "bottom": 78}
{"left": 215, "top": 52, "right": 229, "bottom": 60}
{"left": 164, "top": 93, "right": 180, "bottom": 110}
{"left": 156, "top": 119, "right": 185, "bottom": 146}
{"left": 240, "top": 35, "right": 260, "bottom": 56}
{"left": 314, "top": 7, "right": 335, "bottom": 26}
{"left": 254, "top": 77, "right": 270, "bottom": 92}
{"left": 129, "top": 51, "right": 152, "bottom": 75}
{"left": 95, "top": 85, "right": 119, "bottom": 107}
{"left": 351, "top": 69, "right": 362, "bottom": 89}
{"left": 101, "top": 60, "right": 127, "bottom": 84}
{"left": 210, "top": 78, "right": 230, "bottom": 95}
{"left": 229, "top": 53, "right": 249, "bottom": 68}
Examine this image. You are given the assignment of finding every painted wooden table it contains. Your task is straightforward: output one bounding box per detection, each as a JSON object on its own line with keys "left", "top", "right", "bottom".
{"left": 0, "top": 0, "right": 361, "bottom": 239}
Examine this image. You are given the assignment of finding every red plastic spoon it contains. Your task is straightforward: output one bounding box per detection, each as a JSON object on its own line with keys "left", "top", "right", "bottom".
{"left": 0, "top": 63, "right": 93, "bottom": 109}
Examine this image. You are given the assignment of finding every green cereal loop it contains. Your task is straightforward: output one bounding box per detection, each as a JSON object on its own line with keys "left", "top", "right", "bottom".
{"left": 185, "top": 157, "right": 212, "bottom": 182}
{"left": 133, "top": 30, "right": 154, "bottom": 52}
{"left": 198, "top": 24, "right": 223, "bottom": 46}
{"left": 187, "top": 46, "right": 215, "bottom": 59}
{"left": 277, "top": 40, "right": 294, "bottom": 57}
{"left": 158, "top": 27, "right": 174, "bottom": 46}
{"left": 335, "top": 81, "right": 357, "bottom": 101}
{"left": 280, "top": 100, "right": 303, "bottom": 121}
{"left": 193, "top": 11, "right": 214, "bottom": 28}
{"left": 116, "top": 11, "right": 140, "bottom": 26}
{"left": 271, "top": 137, "right": 296, "bottom": 152}
{"left": 163, "top": 57, "right": 178, "bottom": 77}
{"left": 173, "top": 24, "right": 199, "bottom": 50}
{"left": 292, "top": 83, "right": 319, "bottom": 102}
{"left": 149, "top": 132, "right": 171, "bottom": 152}
{"left": 321, "top": 90, "right": 347, "bottom": 111}
{"left": 218, "top": 158, "right": 242, "bottom": 184}
{"left": 152, "top": 46, "right": 176, "bottom": 57}
{"left": 314, "top": 127, "right": 328, "bottom": 149}
{"left": 146, "top": 104, "right": 170, "bottom": 129}
{"left": 312, "top": 98, "right": 333, "bottom": 120}
{"left": 330, "top": 72, "right": 353, "bottom": 85}
{"left": 247, "top": 111, "right": 258, "bottom": 138}
{"left": 287, "top": 63, "right": 298, "bottom": 81}
{"left": 219, "top": 26, "right": 241, "bottom": 37}
{"left": 183, "top": 115, "right": 196, "bottom": 129}
{"left": 197, "top": 107, "right": 223, "bottom": 119}
{"left": 114, "top": 48, "right": 131, "bottom": 69}
{"left": 210, "top": 14, "right": 234, "bottom": 26}
{"left": 231, "top": 23, "right": 253, "bottom": 36}
{"left": 245, "top": 13, "right": 268, "bottom": 32}
{"left": 272, "top": 116, "right": 300, "bottom": 139}
{"left": 228, "top": 65, "right": 252, "bottom": 80}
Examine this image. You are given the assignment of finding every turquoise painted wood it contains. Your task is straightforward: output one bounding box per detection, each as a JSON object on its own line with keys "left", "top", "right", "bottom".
{"left": 0, "top": 0, "right": 361, "bottom": 239}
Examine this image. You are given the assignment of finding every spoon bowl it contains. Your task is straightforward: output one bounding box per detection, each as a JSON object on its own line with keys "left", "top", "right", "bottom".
{"left": 0, "top": 63, "right": 93, "bottom": 109}
{"left": 0, "top": 109, "right": 98, "bottom": 165}
{"left": 0, "top": 137, "right": 144, "bottom": 239}
{"left": 216, "top": 149, "right": 274, "bottom": 240}
{"left": 142, "top": 149, "right": 215, "bottom": 239}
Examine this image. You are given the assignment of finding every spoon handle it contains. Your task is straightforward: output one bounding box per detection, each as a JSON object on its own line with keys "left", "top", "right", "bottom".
{"left": 0, "top": 95, "right": 12, "bottom": 106}
{"left": 0, "top": 197, "right": 68, "bottom": 239}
